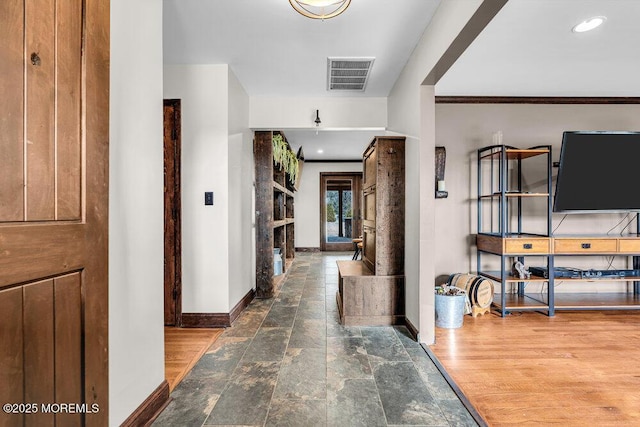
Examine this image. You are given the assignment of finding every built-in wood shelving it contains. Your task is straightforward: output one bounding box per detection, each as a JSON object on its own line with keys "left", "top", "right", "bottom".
{"left": 254, "top": 130, "right": 298, "bottom": 298}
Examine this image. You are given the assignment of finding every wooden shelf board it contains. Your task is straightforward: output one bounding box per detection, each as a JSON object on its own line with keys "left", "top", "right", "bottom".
{"left": 479, "top": 192, "right": 549, "bottom": 198}
{"left": 493, "top": 293, "right": 550, "bottom": 308}
{"left": 554, "top": 276, "right": 640, "bottom": 282}
{"left": 477, "top": 232, "right": 549, "bottom": 238}
{"left": 273, "top": 218, "right": 294, "bottom": 228}
{"left": 480, "top": 148, "right": 549, "bottom": 161}
{"left": 554, "top": 293, "right": 640, "bottom": 310}
{"left": 273, "top": 181, "right": 294, "bottom": 197}
{"left": 480, "top": 271, "right": 548, "bottom": 282}
{"left": 493, "top": 293, "right": 548, "bottom": 308}
{"left": 492, "top": 293, "right": 640, "bottom": 312}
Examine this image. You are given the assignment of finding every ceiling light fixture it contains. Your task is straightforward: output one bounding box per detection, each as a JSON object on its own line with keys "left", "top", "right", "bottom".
{"left": 289, "top": 0, "right": 351, "bottom": 20}
{"left": 572, "top": 16, "right": 606, "bottom": 33}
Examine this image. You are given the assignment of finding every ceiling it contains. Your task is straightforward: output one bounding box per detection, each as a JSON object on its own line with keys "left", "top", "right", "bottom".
{"left": 163, "top": 0, "right": 441, "bottom": 97}
{"left": 163, "top": 0, "right": 640, "bottom": 160}
{"left": 436, "top": 0, "right": 640, "bottom": 96}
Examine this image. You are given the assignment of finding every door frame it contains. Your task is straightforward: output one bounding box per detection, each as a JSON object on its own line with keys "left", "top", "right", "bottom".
{"left": 320, "top": 172, "right": 362, "bottom": 251}
{"left": 163, "top": 99, "right": 182, "bottom": 326}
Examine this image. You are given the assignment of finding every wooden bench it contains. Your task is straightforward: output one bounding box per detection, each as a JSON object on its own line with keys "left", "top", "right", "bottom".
{"left": 336, "top": 260, "right": 405, "bottom": 326}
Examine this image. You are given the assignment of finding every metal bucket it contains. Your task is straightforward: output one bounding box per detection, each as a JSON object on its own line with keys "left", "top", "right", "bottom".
{"left": 273, "top": 248, "right": 283, "bottom": 276}
{"left": 435, "top": 293, "right": 466, "bottom": 329}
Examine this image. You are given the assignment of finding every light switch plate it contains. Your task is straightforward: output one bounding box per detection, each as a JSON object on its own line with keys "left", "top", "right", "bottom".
{"left": 205, "top": 192, "right": 214, "bottom": 205}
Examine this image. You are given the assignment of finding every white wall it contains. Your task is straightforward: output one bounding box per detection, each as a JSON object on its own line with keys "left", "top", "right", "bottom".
{"left": 164, "top": 65, "right": 231, "bottom": 313}
{"left": 227, "top": 69, "right": 255, "bottom": 308}
{"left": 109, "top": 0, "right": 165, "bottom": 424}
{"left": 250, "top": 97, "right": 387, "bottom": 129}
{"left": 435, "top": 103, "right": 640, "bottom": 293}
{"left": 387, "top": 0, "right": 485, "bottom": 344}
{"left": 295, "top": 162, "right": 363, "bottom": 249}
{"left": 163, "top": 65, "right": 254, "bottom": 314}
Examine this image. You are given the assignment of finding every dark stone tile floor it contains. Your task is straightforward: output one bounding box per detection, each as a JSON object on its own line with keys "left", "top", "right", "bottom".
{"left": 153, "top": 252, "right": 477, "bottom": 427}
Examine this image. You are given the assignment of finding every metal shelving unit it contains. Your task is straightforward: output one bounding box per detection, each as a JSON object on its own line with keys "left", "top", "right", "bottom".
{"left": 476, "top": 144, "right": 554, "bottom": 316}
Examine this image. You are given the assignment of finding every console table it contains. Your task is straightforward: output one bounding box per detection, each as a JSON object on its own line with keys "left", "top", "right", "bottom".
{"left": 477, "top": 234, "right": 640, "bottom": 316}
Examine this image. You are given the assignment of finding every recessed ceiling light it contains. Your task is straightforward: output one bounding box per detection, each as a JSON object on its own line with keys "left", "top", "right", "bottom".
{"left": 317, "top": 149, "right": 324, "bottom": 154}
{"left": 572, "top": 16, "right": 606, "bottom": 33}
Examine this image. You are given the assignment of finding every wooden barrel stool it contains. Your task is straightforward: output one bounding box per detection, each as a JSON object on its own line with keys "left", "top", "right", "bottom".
{"left": 447, "top": 273, "right": 494, "bottom": 317}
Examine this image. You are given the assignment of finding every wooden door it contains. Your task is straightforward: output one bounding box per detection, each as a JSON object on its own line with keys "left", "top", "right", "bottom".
{"left": 164, "top": 99, "right": 182, "bottom": 326}
{"left": 320, "top": 173, "right": 362, "bottom": 251}
{"left": 0, "top": 1, "right": 109, "bottom": 426}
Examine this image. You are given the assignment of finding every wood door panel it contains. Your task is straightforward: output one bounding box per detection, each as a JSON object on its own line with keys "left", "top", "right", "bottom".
{"left": 0, "top": 224, "right": 84, "bottom": 288}
{"left": 56, "top": 0, "right": 83, "bottom": 220}
{"left": 0, "top": 0, "right": 84, "bottom": 222}
{"left": 0, "top": 0, "right": 25, "bottom": 221}
{"left": 0, "top": 288, "right": 24, "bottom": 427}
{"left": 26, "top": 0, "right": 56, "bottom": 221}
{"left": 23, "top": 280, "right": 55, "bottom": 427}
{"left": 54, "top": 273, "right": 83, "bottom": 427}
{"left": 0, "top": 274, "right": 84, "bottom": 427}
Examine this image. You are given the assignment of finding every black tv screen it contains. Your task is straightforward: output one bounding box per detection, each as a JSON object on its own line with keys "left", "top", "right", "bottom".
{"left": 553, "top": 131, "right": 640, "bottom": 213}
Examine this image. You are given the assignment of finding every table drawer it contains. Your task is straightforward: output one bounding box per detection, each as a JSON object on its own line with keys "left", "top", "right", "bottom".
{"left": 504, "top": 238, "right": 550, "bottom": 254}
{"left": 553, "top": 238, "right": 617, "bottom": 254}
{"left": 619, "top": 239, "right": 640, "bottom": 253}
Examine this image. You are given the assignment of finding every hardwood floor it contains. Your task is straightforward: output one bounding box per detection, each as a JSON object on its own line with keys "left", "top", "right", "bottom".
{"left": 430, "top": 310, "right": 640, "bottom": 426}
{"left": 164, "top": 327, "right": 223, "bottom": 391}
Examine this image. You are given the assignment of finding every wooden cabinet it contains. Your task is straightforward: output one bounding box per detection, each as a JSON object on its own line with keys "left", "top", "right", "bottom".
{"left": 254, "top": 130, "right": 298, "bottom": 298}
{"left": 336, "top": 136, "right": 406, "bottom": 326}
{"left": 362, "top": 136, "right": 405, "bottom": 275}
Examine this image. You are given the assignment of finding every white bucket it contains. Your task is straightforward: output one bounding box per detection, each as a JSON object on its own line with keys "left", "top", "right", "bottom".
{"left": 273, "top": 248, "right": 283, "bottom": 276}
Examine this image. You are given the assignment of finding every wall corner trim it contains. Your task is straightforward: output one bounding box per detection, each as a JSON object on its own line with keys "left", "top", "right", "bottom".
{"left": 405, "top": 317, "right": 419, "bottom": 342}
{"left": 120, "top": 380, "right": 170, "bottom": 427}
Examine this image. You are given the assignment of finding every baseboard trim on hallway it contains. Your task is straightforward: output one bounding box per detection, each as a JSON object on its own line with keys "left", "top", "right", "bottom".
{"left": 405, "top": 317, "right": 419, "bottom": 341}
{"left": 182, "top": 288, "right": 256, "bottom": 328}
{"left": 421, "top": 344, "right": 488, "bottom": 427}
{"left": 229, "top": 288, "right": 256, "bottom": 323}
{"left": 120, "top": 380, "right": 170, "bottom": 427}
{"left": 295, "top": 247, "right": 321, "bottom": 252}
{"left": 181, "top": 312, "right": 230, "bottom": 328}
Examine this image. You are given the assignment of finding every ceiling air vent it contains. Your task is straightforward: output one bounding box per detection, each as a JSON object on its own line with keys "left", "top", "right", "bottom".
{"left": 327, "top": 57, "right": 374, "bottom": 91}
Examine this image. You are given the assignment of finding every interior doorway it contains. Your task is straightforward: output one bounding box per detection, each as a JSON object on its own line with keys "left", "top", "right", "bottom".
{"left": 320, "top": 172, "right": 362, "bottom": 251}
{"left": 164, "top": 99, "right": 182, "bottom": 326}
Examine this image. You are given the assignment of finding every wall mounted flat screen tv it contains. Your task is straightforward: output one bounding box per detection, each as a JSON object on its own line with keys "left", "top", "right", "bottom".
{"left": 553, "top": 131, "right": 640, "bottom": 213}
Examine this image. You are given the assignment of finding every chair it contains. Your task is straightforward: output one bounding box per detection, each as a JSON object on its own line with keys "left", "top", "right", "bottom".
{"left": 352, "top": 237, "right": 363, "bottom": 260}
